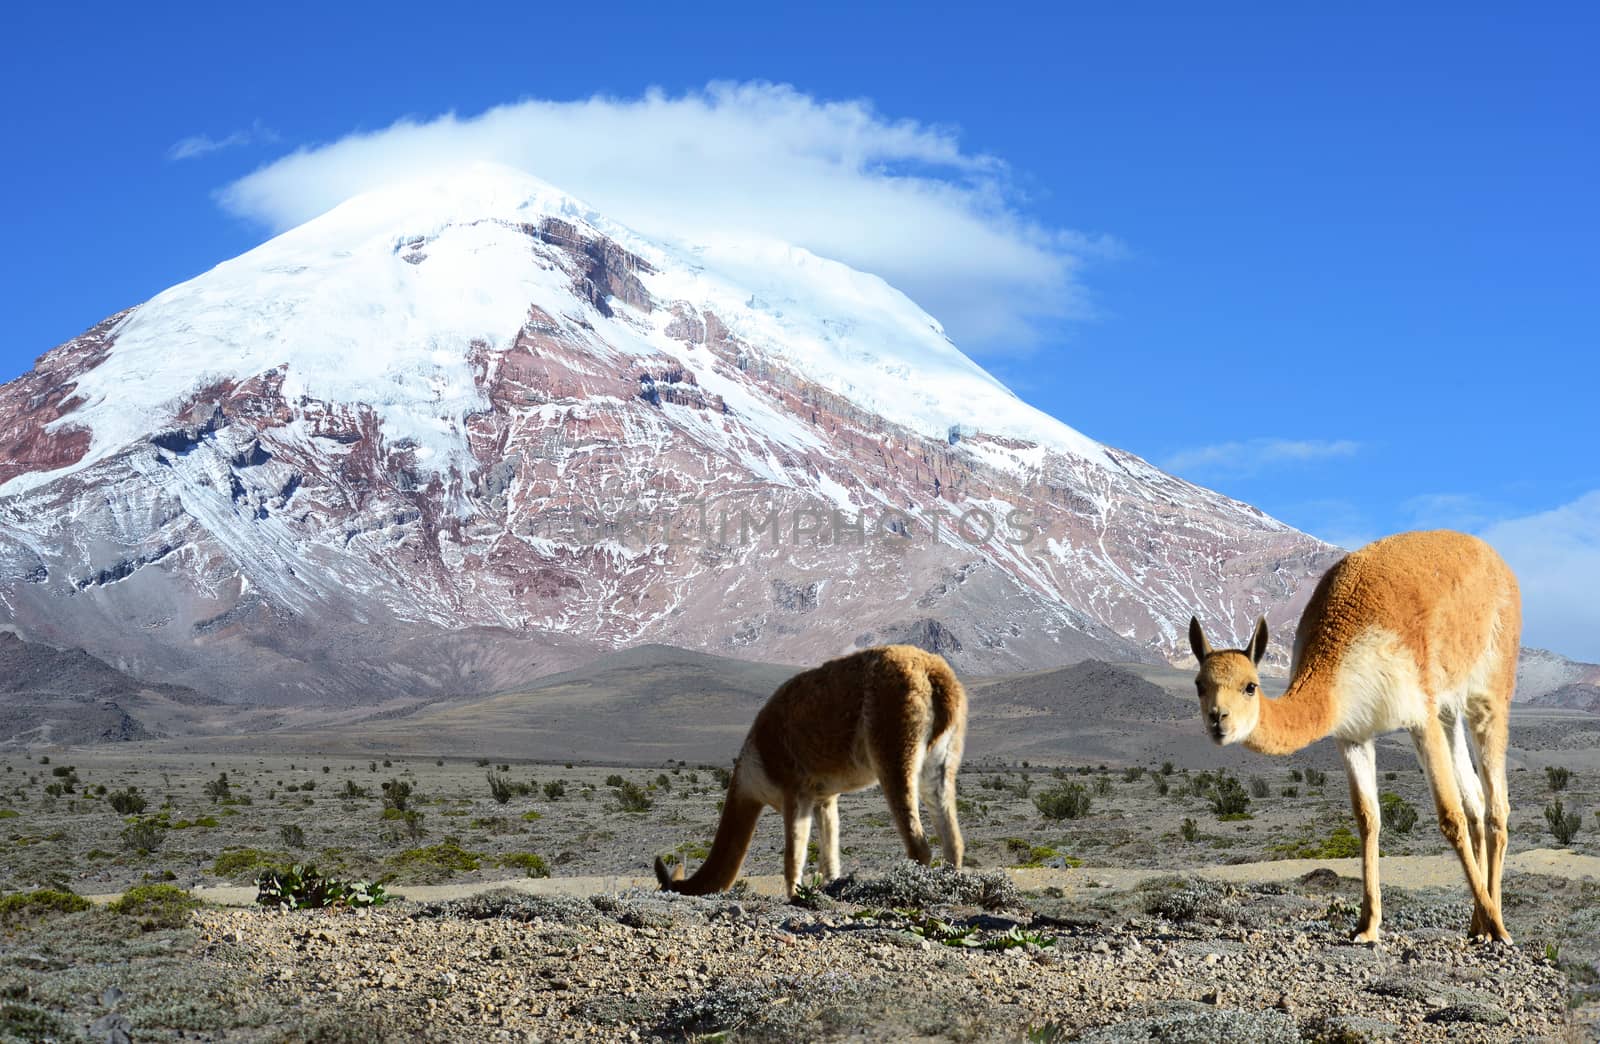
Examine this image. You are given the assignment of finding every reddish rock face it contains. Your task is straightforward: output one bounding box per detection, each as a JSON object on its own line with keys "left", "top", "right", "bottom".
{"left": 0, "top": 201, "right": 1339, "bottom": 707}
{"left": 0, "top": 311, "right": 127, "bottom": 484}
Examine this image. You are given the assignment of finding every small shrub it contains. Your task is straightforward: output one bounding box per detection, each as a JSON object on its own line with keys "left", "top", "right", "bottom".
{"left": 486, "top": 771, "right": 514, "bottom": 805}
{"left": 1288, "top": 768, "right": 1303, "bottom": 782}
{"left": 1152, "top": 777, "right": 1170, "bottom": 797}
{"left": 107, "top": 787, "right": 147, "bottom": 815}
{"left": 339, "top": 780, "right": 369, "bottom": 799}
{"left": 1379, "top": 792, "right": 1418, "bottom": 833}
{"left": 120, "top": 818, "right": 165, "bottom": 854}
{"left": 1207, "top": 775, "right": 1251, "bottom": 818}
{"left": 279, "top": 823, "right": 306, "bottom": 848}
{"left": 1092, "top": 775, "right": 1113, "bottom": 797}
{"left": 1121, "top": 767, "right": 1145, "bottom": 783}
{"left": 1303, "top": 766, "right": 1327, "bottom": 788}
{"left": 1179, "top": 818, "right": 1199, "bottom": 842}
{"left": 711, "top": 766, "right": 732, "bottom": 789}
{"left": 1281, "top": 786, "right": 1299, "bottom": 798}
{"left": 1248, "top": 777, "right": 1270, "bottom": 799}
{"left": 606, "top": 774, "right": 626, "bottom": 787}
{"left": 1546, "top": 800, "right": 1581, "bottom": 845}
{"left": 203, "top": 773, "right": 231, "bottom": 803}
{"left": 1034, "top": 782, "right": 1091, "bottom": 821}
{"left": 543, "top": 781, "right": 566, "bottom": 801}
{"left": 108, "top": 883, "right": 199, "bottom": 930}
{"left": 610, "top": 782, "right": 653, "bottom": 813}
{"left": 1546, "top": 766, "right": 1572, "bottom": 792}
{"left": 520, "top": 809, "right": 543, "bottom": 822}
{"left": 1160, "top": 761, "right": 1175, "bottom": 776}
{"left": 380, "top": 779, "right": 413, "bottom": 811}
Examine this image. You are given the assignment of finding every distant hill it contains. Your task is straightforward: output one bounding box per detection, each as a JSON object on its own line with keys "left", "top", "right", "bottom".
{"left": 1531, "top": 683, "right": 1600, "bottom": 715}
{"left": 0, "top": 631, "right": 220, "bottom": 747}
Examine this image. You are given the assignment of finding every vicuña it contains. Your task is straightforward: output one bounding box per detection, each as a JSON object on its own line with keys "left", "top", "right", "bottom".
{"left": 655, "top": 645, "right": 966, "bottom": 899}
{"left": 1189, "top": 529, "right": 1519, "bottom": 943}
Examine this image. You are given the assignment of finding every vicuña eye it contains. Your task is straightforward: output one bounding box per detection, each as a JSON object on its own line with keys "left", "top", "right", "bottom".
{"left": 1244, "top": 682, "right": 1258, "bottom": 695}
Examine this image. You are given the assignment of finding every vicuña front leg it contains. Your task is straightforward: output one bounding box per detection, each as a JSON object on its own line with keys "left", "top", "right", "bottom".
{"left": 1414, "top": 716, "right": 1511, "bottom": 942}
{"left": 1339, "top": 739, "right": 1383, "bottom": 943}
{"left": 782, "top": 795, "right": 815, "bottom": 900}
{"left": 816, "top": 795, "right": 841, "bottom": 881}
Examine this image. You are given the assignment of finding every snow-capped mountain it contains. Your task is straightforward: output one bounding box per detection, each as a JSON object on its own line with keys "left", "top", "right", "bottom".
{"left": 0, "top": 164, "right": 1340, "bottom": 706}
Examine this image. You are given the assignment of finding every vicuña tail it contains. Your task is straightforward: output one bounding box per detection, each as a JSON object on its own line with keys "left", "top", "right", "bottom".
{"left": 655, "top": 779, "right": 765, "bottom": 895}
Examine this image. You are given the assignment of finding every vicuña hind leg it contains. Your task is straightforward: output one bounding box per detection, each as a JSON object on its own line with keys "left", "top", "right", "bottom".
{"left": 1447, "top": 710, "right": 1488, "bottom": 877}
{"left": 1414, "top": 716, "right": 1509, "bottom": 942}
{"left": 1339, "top": 738, "right": 1383, "bottom": 943}
{"left": 925, "top": 738, "right": 964, "bottom": 868}
{"left": 1469, "top": 701, "right": 1512, "bottom": 920}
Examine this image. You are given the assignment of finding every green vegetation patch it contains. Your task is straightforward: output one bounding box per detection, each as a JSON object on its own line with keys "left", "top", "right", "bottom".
{"left": 212, "top": 847, "right": 292, "bottom": 878}
{"left": 1271, "top": 825, "right": 1362, "bottom": 859}
{"left": 0, "top": 888, "right": 91, "bottom": 925}
{"left": 1002, "top": 838, "right": 1083, "bottom": 868}
{"left": 108, "top": 883, "right": 200, "bottom": 930}
{"left": 495, "top": 852, "right": 551, "bottom": 878}
{"left": 388, "top": 842, "right": 481, "bottom": 879}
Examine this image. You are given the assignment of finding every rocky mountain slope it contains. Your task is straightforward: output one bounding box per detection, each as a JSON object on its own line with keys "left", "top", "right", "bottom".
{"left": 0, "top": 164, "right": 1339, "bottom": 706}
{"left": 0, "top": 630, "right": 217, "bottom": 746}
{"left": 1516, "top": 646, "right": 1600, "bottom": 706}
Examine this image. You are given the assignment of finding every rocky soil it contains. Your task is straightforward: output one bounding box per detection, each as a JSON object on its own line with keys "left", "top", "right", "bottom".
{"left": 3, "top": 864, "right": 1589, "bottom": 1042}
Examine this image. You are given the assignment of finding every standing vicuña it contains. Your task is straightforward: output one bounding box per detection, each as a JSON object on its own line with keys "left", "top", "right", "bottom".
{"left": 1189, "top": 530, "right": 1519, "bottom": 943}
{"left": 655, "top": 645, "right": 966, "bottom": 899}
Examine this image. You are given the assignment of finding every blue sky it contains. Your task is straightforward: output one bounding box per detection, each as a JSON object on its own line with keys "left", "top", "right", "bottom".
{"left": 3, "top": 4, "right": 1597, "bottom": 658}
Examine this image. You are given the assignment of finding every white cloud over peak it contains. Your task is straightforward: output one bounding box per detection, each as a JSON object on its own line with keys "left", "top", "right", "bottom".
{"left": 215, "top": 82, "right": 1116, "bottom": 351}
{"left": 1480, "top": 489, "right": 1600, "bottom": 662}
{"left": 169, "top": 121, "right": 278, "bottom": 161}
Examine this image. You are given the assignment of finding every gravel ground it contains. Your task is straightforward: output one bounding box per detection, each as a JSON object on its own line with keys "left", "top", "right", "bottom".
{"left": 168, "top": 866, "right": 1580, "bottom": 1043}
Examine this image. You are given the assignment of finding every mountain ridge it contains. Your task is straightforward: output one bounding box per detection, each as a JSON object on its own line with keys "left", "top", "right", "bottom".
{"left": 0, "top": 165, "right": 1339, "bottom": 705}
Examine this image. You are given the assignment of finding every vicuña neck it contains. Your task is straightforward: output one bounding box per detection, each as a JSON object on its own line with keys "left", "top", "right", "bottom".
{"left": 1245, "top": 663, "right": 1338, "bottom": 756}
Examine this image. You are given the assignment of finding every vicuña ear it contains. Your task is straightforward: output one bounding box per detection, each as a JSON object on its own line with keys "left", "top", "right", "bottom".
{"left": 1188, "top": 616, "right": 1212, "bottom": 662}
{"left": 1248, "top": 616, "right": 1269, "bottom": 666}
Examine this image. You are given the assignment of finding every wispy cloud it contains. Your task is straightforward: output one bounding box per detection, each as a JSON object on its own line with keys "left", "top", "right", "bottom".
{"left": 214, "top": 82, "right": 1120, "bottom": 353}
{"left": 1402, "top": 492, "right": 1504, "bottom": 532}
{"left": 1480, "top": 489, "right": 1600, "bottom": 662}
{"left": 169, "top": 120, "right": 278, "bottom": 162}
{"left": 1163, "top": 438, "right": 1361, "bottom": 478}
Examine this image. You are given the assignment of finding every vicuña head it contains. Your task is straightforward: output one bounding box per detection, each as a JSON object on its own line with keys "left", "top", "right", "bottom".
{"left": 654, "top": 644, "right": 966, "bottom": 901}
{"left": 1189, "top": 529, "right": 1520, "bottom": 944}
{"left": 1189, "top": 614, "right": 1268, "bottom": 746}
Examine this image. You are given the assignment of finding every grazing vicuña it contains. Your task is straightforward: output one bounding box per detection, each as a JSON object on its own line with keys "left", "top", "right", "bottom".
{"left": 655, "top": 645, "right": 965, "bottom": 899}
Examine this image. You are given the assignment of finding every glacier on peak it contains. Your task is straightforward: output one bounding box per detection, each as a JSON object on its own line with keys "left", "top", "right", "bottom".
{"left": 6, "top": 163, "right": 1110, "bottom": 497}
